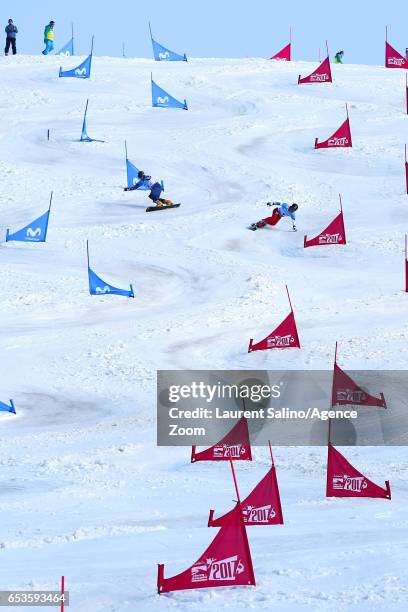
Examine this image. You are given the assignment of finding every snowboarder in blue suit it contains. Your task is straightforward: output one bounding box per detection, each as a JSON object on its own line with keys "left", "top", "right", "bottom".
{"left": 131, "top": 171, "right": 174, "bottom": 207}
{"left": 250, "top": 202, "right": 298, "bottom": 231}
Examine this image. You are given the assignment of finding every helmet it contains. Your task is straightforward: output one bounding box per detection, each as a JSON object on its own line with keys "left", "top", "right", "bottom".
{"left": 50, "top": 21, "right": 55, "bottom": 25}
{"left": 289, "top": 203, "right": 298, "bottom": 211}
{"left": 137, "top": 170, "right": 145, "bottom": 179}
{"left": 8, "top": 19, "right": 13, "bottom": 23}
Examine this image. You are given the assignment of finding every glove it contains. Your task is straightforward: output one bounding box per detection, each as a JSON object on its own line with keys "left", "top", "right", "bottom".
{"left": 267, "top": 201, "right": 279, "bottom": 207}
{"left": 292, "top": 224, "right": 297, "bottom": 232}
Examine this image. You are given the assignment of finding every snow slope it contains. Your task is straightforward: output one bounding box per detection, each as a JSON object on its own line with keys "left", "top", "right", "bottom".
{"left": 0, "top": 54, "right": 407, "bottom": 611}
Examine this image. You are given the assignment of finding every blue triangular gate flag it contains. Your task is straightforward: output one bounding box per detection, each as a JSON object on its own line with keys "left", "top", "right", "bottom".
{"left": 58, "top": 38, "right": 74, "bottom": 56}
{"left": 6, "top": 193, "right": 52, "bottom": 243}
{"left": 124, "top": 141, "right": 164, "bottom": 190}
{"left": 149, "top": 23, "right": 187, "bottom": 61}
{"left": 126, "top": 158, "right": 148, "bottom": 189}
{"left": 59, "top": 36, "right": 93, "bottom": 78}
{"left": 151, "top": 75, "right": 188, "bottom": 109}
{"left": 0, "top": 400, "right": 16, "bottom": 414}
{"left": 60, "top": 53, "right": 91, "bottom": 78}
{"left": 80, "top": 100, "right": 104, "bottom": 143}
{"left": 87, "top": 241, "right": 134, "bottom": 298}
{"left": 58, "top": 25, "right": 74, "bottom": 56}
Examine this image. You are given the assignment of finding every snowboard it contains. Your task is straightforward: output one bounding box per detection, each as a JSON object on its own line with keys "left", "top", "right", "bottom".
{"left": 249, "top": 222, "right": 297, "bottom": 232}
{"left": 146, "top": 203, "right": 181, "bottom": 212}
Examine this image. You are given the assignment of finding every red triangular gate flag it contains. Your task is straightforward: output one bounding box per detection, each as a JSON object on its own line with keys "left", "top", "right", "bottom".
{"left": 303, "top": 211, "right": 346, "bottom": 247}
{"left": 298, "top": 56, "right": 332, "bottom": 84}
{"left": 326, "top": 444, "right": 391, "bottom": 499}
{"left": 157, "top": 503, "right": 256, "bottom": 593}
{"left": 191, "top": 417, "right": 252, "bottom": 462}
{"left": 304, "top": 197, "right": 346, "bottom": 247}
{"left": 331, "top": 344, "right": 386, "bottom": 408}
{"left": 332, "top": 363, "right": 387, "bottom": 408}
{"left": 315, "top": 107, "right": 352, "bottom": 149}
{"left": 271, "top": 43, "right": 291, "bottom": 61}
{"left": 248, "top": 286, "right": 300, "bottom": 352}
{"left": 248, "top": 311, "right": 300, "bottom": 351}
{"left": 385, "top": 41, "right": 408, "bottom": 69}
{"left": 208, "top": 449, "right": 283, "bottom": 527}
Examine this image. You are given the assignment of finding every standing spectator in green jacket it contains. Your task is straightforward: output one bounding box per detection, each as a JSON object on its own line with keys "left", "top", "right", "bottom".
{"left": 335, "top": 50, "right": 344, "bottom": 64}
{"left": 42, "top": 21, "right": 55, "bottom": 55}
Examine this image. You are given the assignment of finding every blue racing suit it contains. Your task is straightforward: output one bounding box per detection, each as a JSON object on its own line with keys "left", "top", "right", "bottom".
{"left": 133, "top": 176, "right": 163, "bottom": 201}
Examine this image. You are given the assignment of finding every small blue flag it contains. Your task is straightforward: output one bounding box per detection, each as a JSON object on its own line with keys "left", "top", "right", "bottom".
{"left": 151, "top": 75, "right": 188, "bottom": 110}
{"left": 0, "top": 400, "right": 16, "bottom": 414}
{"left": 150, "top": 23, "right": 187, "bottom": 62}
{"left": 124, "top": 141, "right": 164, "bottom": 190}
{"left": 87, "top": 242, "right": 134, "bottom": 298}
{"left": 60, "top": 36, "right": 93, "bottom": 78}
{"left": 6, "top": 193, "right": 52, "bottom": 243}
{"left": 58, "top": 23, "right": 75, "bottom": 56}
{"left": 58, "top": 38, "right": 74, "bottom": 56}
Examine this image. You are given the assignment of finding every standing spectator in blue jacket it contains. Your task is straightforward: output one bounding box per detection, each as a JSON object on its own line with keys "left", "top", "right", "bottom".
{"left": 4, "top": 19, "right": 18, "bottom": 56}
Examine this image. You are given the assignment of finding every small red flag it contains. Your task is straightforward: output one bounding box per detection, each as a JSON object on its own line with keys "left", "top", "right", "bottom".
{"left": 248, "top": 311, "right": 300, "bottom": 352}
{"left": 326, "top": 444, "right": 391, "bottom": 499}
{"left": 191, "top": 417, "right": 252, "bottom": 463}
{"left": 304, "top": 211, "right": 346, "bottom": 248}
{"left": 157, "top": 503, "right": 256, "bottom": 593}
{"left": 271, "top": 43, "right": 291, "bottom": 61}
{"left": 332, "top": 362, "right": 386, "bottom": 408}
{"left": 248, "top": 286, "right": 300, "bottom": 352}
{"left": 209, "top": 463, "right": 283, "bottom": 527}
{"left": 298, "top": 56, "right": 332, "bottom": 84}
{"left": 315, "top": 107, "right": 352, "bottom": 149}
{"left": 385, "top": 41, "right": 408, "bottom": 69}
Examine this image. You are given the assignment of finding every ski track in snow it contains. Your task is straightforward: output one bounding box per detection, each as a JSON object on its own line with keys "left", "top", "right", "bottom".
{"left": 0, "top": 55, "right": 407, "bottom": 610}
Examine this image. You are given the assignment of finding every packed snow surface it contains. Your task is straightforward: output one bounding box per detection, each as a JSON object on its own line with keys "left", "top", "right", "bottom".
{"left": 0, "top": 54, "right": 407, "bottom": 611}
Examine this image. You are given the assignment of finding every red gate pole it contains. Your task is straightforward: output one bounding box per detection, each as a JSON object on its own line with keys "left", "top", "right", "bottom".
{"left": 61, "top": 576, "right": 65, "bottom": 612}
{"left": 405, "top": 145, "right": 408, "bottom": 194}
{"left": 268, "top": 440, "right": 275, "bottom": 466}
{"left": 286, "top": 284, "right": 294, "bottom": 313}
{"left": 405, "top": 74, "right": 408, "bottom": 115}
{"left": 229, "top": 459, "right": 241, "bottom": 503}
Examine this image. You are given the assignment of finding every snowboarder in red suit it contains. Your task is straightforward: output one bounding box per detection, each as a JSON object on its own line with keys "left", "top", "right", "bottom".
{"left": 250, "top": 202, "right": 298, "bottom": 231}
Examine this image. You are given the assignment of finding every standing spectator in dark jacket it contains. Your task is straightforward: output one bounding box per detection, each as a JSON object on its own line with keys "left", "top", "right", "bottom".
{"left": 5, "top": 19, "right": 18, "bottom": 56}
